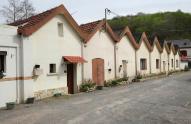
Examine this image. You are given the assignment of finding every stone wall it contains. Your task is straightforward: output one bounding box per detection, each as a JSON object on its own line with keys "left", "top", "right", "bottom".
{"left": 34, "top": 87, "right": 68, "bottom": 100}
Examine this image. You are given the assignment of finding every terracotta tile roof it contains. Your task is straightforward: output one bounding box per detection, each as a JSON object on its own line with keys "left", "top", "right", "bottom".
{"left": 116, "top": 26, "right": 139, "bottom": 49}
{"left": 138, "top": 32, "right": 153, "bottom": 52}
{"left": 63, "top": 56, "right": 87, "bottom": 63}
{"left": 80, "top": 20, "right": 119, "bottom": 43}
{"left": 9, "top": 4, "right": 85, "bottom": 39}
{"left": 80, "top": 20, "right": 102, "bottom": 34}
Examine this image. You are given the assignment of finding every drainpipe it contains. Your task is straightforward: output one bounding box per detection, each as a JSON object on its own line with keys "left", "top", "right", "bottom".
{"left": 149, "top": 52, "right": 151, "bottom": 74}
{"left": 135, "top": 50, "right": 138, "bottom": 75}
{"left": 174, "top": 55, "right": 175, "bottom": 70}
{"left": 19, "top": 35, "right": 25, "bottom": 103}
{"left": 160, "top": 53, "right": 162, "bottom": 73}
{"left": 168, "top": 54, "right": 169, "bottom": 72}
{"left": 81, "top": 40, "right": 84, "bottom": 82}
{"left": 114, "top": 44, "right": 117, "bottom": 78}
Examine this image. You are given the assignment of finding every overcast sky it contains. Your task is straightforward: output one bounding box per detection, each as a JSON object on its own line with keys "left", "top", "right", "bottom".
{"left": 0, "top": 0, "right": 191, "bottom": 24}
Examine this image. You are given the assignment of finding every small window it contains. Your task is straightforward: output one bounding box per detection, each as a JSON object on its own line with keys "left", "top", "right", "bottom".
{"left": 140, "top": 59, "right": 147, "bottom": 70}
{"left": 176, "top": 60, "right": 179, "bottom": 67}
{"left": 58, "top": 23, "right": 63, "bottom": 37}
{"left": 49, "top": 64, "right": 56, "bottom": 73}
{"left": 156, "top": 59, "right": 160, "bottom": 69}
{"left": 171, "top": 59, "right": 174, "bottom": 68}
{"left": 0, "top": 52, "right": 7, "bottom": 73}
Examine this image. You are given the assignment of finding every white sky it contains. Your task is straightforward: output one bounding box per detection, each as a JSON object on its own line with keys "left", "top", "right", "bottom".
{"left": 0, "top": 0, "right": 191, "bottom": 24}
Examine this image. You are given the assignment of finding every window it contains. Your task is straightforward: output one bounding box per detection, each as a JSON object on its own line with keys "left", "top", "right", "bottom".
{"left": 156, "top": 59, "right": 160, "bottom": 69}
{"left": 49, "top": 64, "right": 56, "bottom": 73}
{"left": 0, "top": 51, "right": 7, "bottom": 73}
{"left": 140, "top": 59, "right": 147, "bottom": 70}
{"left": 58, "top": 23, "right": 63, "bottom": 37}
{"left": 180, "top": 50, "right": 187, "bottom": 56}
{"left": 176, "top": 60, "right": 179, "bottom": 67}
{"left": 171, "top": 59, "right": 174, "bottom": 68}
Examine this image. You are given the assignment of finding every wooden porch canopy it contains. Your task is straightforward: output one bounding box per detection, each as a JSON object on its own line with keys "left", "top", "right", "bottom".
{"left": 63, "top": 56, "right": 87, "bottom": 63}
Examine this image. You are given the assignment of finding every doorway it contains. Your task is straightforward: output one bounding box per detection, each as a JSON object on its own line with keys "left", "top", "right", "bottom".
{"left": 122, "top": 60, "right": 127, "bottom": 78}
{"left": 92, "top": 58, "right": 104, "bottom": 86}
{"left": 67, "top": 64, "right": 74, "bottom": 94}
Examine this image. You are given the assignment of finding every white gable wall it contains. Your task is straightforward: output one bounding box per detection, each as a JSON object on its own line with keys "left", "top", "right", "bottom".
{"left": 0, "top": 25, "right": 21, "bottom": 107}
{"left": 116, "top": 36, "right": 136, "bottom": 78}
{"left": 168, "top": 51, "right": 175, "bottom": 71}
{"left": 175, "top": 53, "right": 180, "bottom": 70}
{"left": 161, "top": 48, "right": 168, "bottom": 73}
{"left": 83, "top": 30, "right": 115, "bottom": 81}
{"left": 151, "top": 44, "right": 161, "bottom": 74}
{"left": 26, "top": 15, "right": 82, "bottom": 98}
{"left": 136, "top": 41, "right": 150, "bottom": 75}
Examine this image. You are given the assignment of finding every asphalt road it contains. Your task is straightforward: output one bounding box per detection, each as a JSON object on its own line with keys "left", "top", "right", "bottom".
{"left": 0, "top": 72, "right": 191, "bottom": 124}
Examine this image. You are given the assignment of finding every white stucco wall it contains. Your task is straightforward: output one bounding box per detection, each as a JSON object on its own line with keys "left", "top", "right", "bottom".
{"left": 0, "top": 25, "right": 21, "bottom": 107}
{"left": 168, "top": 51, "right": 175, "bottom": 71}
{"left": 83, "top": 30, "right": 115, "bottom": 81}
{"left": 116, "top": 36, "right": 136, "bottom": 78}
{"left": 151, "top": 44, "right": 161, "bottom": 74}
{"left": 27, "top": 15, "right": 83, "bottom": 93}
{"left": 175, "top": 53, "right": 180, "bottom": 70}
{"left": 161, "top": 48, "right": 168, "bottom": 73}
{"left": 136, "top": 41, "right": 150, "bottom": 75}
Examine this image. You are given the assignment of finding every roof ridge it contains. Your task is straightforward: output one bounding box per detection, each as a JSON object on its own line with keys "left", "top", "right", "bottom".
{"left": 9, "top": 4, "right": 62, "bottom": 26}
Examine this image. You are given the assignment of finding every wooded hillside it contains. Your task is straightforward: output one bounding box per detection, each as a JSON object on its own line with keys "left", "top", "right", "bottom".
{"left": 108, "top": 10, "right": 191, "bottom": 41}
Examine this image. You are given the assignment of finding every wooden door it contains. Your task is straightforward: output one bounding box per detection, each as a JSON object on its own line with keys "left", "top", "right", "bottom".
{"left": 92, "top": 58, "right": 104, "bottom": 86}
{"left": 67, "top": 64, "right": 74, "bottom": 94}
{"left": 163, "top": 61, "right": 165, "bottom": 72}
{"left": 122, "top": 60, "right": 127, "bottom": 77}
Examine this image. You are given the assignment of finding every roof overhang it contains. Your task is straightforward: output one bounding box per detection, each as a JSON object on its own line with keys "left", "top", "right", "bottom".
{"left": 63, "top": 56, "right": 87, "bottom": 63}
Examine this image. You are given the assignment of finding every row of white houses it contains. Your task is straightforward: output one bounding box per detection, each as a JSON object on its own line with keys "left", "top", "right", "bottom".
{"left": 0, "top": 5, "right": 181, "bottom": 107}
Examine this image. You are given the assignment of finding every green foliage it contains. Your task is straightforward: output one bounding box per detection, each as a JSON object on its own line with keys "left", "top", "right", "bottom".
{"left": 104, "top": 77, "right": 129, "bottom": 87}
{"left": 108, "top": 10, "right": 191, "bottom": 41}
{"left": 79, "top": 80, "right": 96, "bottom": 92}
{"left": 184, "top": 65, "right": 189, "bottom": 71}
{"left": 136, "top": 73, "right": 143, "bottom": 79}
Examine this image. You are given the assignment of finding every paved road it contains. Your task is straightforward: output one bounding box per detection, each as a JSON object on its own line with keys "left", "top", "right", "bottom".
{"left": 1, "top": 72, "right": 191, "bottom": 124}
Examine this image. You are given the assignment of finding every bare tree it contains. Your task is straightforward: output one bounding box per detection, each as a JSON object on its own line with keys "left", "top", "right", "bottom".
{"left": 0, "top": 0, "right": 35, "bottom": 23}
{"left": 1, "top": 0, "right": 23, "bottom": 23}
{"left": 21, "top": 0, "right": 35, "bottom": 19}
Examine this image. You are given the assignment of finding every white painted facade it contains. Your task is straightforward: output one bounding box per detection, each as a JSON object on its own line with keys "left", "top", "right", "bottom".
{"left": 0, "top": 25, "right": 21, "bottom": 108}
{"left": 83, "top": 30, "right": 115, "bottom": 81}
{"left": 150, "top": 44, "right": 161, "bottom": 74}
{"left": 136, "top": 41, "right": 151, "bottom": 75}
{"left": 26, "top": 15, "right": 83, "bottom": 98}
{"left": 174, "top": 53, "right": 180, "bottom": 70}
{"left": 161, "top": 47, "right": 169, "bottom": 73}
{"left": 116, "top": 36, "right": 136, "bottom": 78}
{"left": 168, "top": 50, "right": 175, "bottom": 71}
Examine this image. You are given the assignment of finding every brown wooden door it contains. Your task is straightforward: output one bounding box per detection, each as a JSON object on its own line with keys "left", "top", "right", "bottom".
{"left": 67, "top": 64, "right": 74, "bottom": 94}
{"left": 92, "top": 58, "right": 104, "bottom": 86}
{"left": 122, "top": 60, "right": 127, "bottom": 78}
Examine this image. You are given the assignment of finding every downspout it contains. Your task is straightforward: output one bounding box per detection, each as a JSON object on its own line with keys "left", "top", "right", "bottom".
{"left": 160, "top": 53, "right": 162, "bottom": 73}
{"left": 81, "top": 39, "right": 84, "bottom": 82}
{"left": 149, "top": 51, "right": 151, "bottom": 74}
{"left": 19, "top": 34, "right": 25, "bottom": 103}
{"left": 114, "top": 44, "right": 117, "bottom": 78}
{"left": 168, "top": 54, "right": 169, "bottom": 72}
{"left": 135, "top": 49, "right": 138, "bottom": 75}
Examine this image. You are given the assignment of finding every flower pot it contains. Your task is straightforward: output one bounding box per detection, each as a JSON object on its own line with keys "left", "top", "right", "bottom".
{"left": 6, "top": 102, "right": 15, "bottom": 110}
{"left": 96, "top": 86, "right": 103, "bottom": 90}
{"left": 26, "top": 97, "right": 35, "bottom": 104}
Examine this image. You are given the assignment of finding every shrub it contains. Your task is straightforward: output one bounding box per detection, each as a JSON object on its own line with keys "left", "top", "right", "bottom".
{"left": 184, "top": 65, "right": 189, "bottom": 71}
{"left": 79, "top": 80, "right": 96, "bottom": 92}
{"left": 136, "top": 74, "right": 142, "bottom": 79}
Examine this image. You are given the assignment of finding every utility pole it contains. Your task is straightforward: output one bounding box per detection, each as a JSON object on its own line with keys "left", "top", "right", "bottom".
{"left": 105, "top": 8, "right": 111, "bottom": 31}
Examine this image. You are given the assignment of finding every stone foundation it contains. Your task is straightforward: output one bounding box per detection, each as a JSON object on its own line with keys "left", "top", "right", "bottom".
{"left": 34, "top": 87, "right": 68, "bottom": 100}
